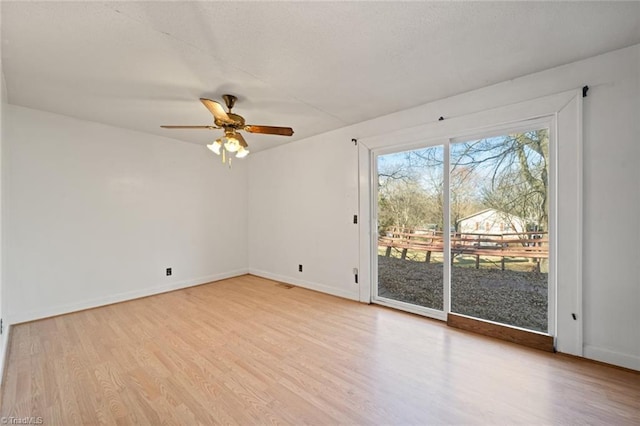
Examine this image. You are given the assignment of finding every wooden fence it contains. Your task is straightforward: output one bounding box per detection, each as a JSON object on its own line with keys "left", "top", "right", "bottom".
{"left": 378, "top": 227, "right": 548, "bottom": 271}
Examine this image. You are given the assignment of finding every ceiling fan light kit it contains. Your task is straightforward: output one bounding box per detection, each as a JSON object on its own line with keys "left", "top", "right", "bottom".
{"left": 162, "top": 94, "right": 294, "bottom": 167}
{"left": 206, "top": 129, "right": 249, "bottom": 165}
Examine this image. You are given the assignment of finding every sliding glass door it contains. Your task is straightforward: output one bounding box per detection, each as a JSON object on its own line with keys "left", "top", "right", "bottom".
{"left": 374, "top": 144, "right": 446, "bottom": 315}
{"left": 373, "top": 125, "right": 553, "bottom": 334}
{"left": 450, "top": 128, "right": 550, "bottom": 333}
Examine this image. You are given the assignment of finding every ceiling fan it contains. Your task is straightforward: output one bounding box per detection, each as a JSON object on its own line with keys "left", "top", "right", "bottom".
{"left": 161, "top": 94, "right": 294, "bottom": 163}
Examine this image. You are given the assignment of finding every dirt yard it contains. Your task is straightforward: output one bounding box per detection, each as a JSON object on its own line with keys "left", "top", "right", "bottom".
{"left": 377, "top": 255, "right": 548, "bottom": 333}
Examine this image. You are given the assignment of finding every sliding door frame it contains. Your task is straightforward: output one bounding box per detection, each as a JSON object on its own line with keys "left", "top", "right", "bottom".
{"left": 358, "top": 89, "right": 583, "bottom": 355}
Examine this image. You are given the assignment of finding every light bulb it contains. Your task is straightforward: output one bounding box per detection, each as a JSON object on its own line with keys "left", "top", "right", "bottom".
{"left": 207, "top": 140, "right": 222, "bottom": 155}
{"left": 224, "top": 137, "right": 240, "bottom": 153}
{"left": 236, "top": 146, "right": 250, "bottom": 158}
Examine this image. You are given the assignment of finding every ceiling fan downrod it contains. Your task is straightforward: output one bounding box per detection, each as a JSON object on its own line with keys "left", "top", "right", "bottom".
{"left": 222, "top": 94, "right": 237, "bottom": 113}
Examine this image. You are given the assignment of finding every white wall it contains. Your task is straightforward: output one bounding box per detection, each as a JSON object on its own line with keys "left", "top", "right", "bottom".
{"left": 3, "top": 105, "right": 248, "bottom": 323}
{"left": 248, "top": 44, "right": 640, "bottom": 370}
{"left": 1, "top": 73, "right": 6, "bottom": 104}
{"left": 0, "top": 70, "right": 6, "bottom": 381}
{"left": 0, "top": 0, "right": 9, "bottom": 374}
{"left": 582, "top": 49, "right": 640, "bottom": 368}
{"left": 248, "top": 137, "right": 360, "bottom": 299}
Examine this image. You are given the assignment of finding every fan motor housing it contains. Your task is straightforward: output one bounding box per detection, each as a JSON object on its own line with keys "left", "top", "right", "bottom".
{"left": 215, "top": 113, "right": 245, "bottom": 129}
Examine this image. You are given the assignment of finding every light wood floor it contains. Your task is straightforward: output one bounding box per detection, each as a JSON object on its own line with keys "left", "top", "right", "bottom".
{"left": 1, "top": 275, "right": 639, "bottom": 425}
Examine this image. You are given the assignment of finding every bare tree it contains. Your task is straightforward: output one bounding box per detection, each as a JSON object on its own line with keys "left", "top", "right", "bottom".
{"left": 378, "top": 179, "right": 432, "bottom": 232}
{"left": 378, "top": 147, "right": 444, "bottom": 232}
{"left": 376, "top": 129, "right": 549, "bottom": 235}
{"left": 451, "top": 129, "right": 549, "bottom": 231}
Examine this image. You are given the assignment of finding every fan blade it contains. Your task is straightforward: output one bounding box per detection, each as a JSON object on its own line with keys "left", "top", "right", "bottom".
{"left": 161, "top": 125, "right": 218, "bottom": 129}
{"left": 244, "top": 125, "right": 294, "bottom": 136}
{"left": 235, "top": 132, "right": 248, "bottom": 148}
{"left": 200, "top": 98, "right": 233, "bottom": 124}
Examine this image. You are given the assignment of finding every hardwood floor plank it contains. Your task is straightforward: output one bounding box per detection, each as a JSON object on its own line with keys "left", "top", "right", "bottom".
{"left": 1, "top": 274, "right": 639, "bottom": 425}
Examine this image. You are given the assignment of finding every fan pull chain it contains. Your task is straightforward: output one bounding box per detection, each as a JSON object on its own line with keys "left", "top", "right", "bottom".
{"left": 222, "top": 149, "right": 226, "bottom": 164}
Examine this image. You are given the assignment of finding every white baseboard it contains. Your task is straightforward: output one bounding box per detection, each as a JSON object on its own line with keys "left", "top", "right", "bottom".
{"left": 0, "top": 323, "right": 11, "bottom": 388}
{"left": 583, "top": 344, "right": 640, "bottom": 371}
{"left": 7, "top": 269, "right": 249, "bottom": 325}
{"left": 249, "top": 269, "right": 359, "bottom": 301}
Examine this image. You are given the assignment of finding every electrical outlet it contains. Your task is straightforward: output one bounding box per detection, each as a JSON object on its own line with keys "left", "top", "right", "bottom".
{"left": 298, "top": 264, "right": 303, "bottom": 272}
{"left": 166, "top": 267, "right": 172, "bottom": 276}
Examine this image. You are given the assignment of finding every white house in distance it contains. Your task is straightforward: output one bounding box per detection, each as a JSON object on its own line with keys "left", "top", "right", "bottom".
{"left": 458, "top": 209, "right": 527, "bottom": 235}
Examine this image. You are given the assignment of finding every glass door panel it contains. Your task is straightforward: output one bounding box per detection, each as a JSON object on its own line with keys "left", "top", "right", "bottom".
{"left": 449, "top": 129, "right": 550, "bottom": 333}
{"left": 376, "top": 145, "right": 444, "bottom": 311}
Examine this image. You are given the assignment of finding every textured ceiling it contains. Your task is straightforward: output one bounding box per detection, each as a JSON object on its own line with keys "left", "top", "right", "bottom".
{"left": 2, "top": 1, "right": 639, "bottom": 152}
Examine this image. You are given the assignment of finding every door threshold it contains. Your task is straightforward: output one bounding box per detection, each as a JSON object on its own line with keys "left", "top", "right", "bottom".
{"left": 447, "top": 312, "right": 554, "bottom": 352}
